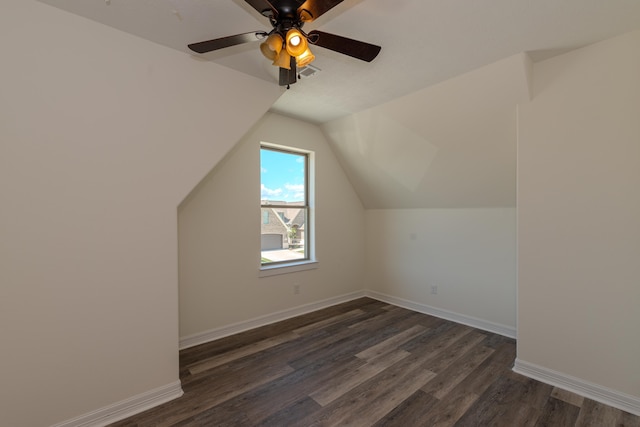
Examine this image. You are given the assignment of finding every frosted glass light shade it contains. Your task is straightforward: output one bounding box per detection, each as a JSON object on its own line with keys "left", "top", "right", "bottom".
{"left": 285, "top": 29, "right": 307, "bottom": 57}
{"left": 296, "top": 47, "right": 315, "bottom": 67}
{"left": 260, "top": 34, "right": 283, "bottom": 60}
{"left": 272, "top": 50, "right": 292, "bottom": 69}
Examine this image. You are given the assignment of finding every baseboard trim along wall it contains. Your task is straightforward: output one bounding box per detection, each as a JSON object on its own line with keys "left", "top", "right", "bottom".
{"left": 51, "top": 381, "right": 184, "bottom": 427}
{"left": 180, "top": 289, "right": 516, "bottom": 351}
{"left": 179, "top": 290, "right": 367, "bottom": 350}
{"left": 514, "top": 359, "right": 640, "bottom": 416}
{"left": 365, "top": 290, "right": 517, "bottom": 339}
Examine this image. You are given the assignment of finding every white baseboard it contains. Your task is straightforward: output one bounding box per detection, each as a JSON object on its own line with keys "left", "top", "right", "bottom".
{"left": 364, "top": 290, "right": 517, "bottom": 339}
{"left": 51, "top": 294, "right": 639, "bottom": 427}
{"left": 179, "top": 290, "right": 367, "bottom": 349}
{"left": 180, "top": 289, "right": 515, "bottom": 350}
{"left": 51, "top": 381, "right": 184, "bottom": 427}
{"left": 514, "top": 359, "right": 640, "bottom": 416}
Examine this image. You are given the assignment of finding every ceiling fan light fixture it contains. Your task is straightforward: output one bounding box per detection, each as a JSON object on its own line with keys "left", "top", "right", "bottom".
{"left": 188, "top": 0, "right": 382, "bottom": 87}
{"left": 296, "top": 47, "right": 315, "bottom": 67}
{"left": 272, "top": 50, "right": 292, "bottom": 70}
{"left": 285, "top": 28, "right": 307, "bottom": 57}
{"left": 260, "top": 33, "right": 283, "bottom": 60}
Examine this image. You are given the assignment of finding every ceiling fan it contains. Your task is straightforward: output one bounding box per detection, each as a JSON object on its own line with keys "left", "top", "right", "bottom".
{"left": 188, "top": 0, "right": 382, "bottom": 88}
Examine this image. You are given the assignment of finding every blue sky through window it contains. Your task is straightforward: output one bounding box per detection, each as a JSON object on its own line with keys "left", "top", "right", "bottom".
{"left": 261, "top": 148, "right": 306, "bottom": 203}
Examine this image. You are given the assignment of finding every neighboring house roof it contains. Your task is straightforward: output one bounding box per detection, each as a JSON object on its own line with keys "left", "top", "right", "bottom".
{"left": 288, "top": 209, "right": 305, "bottom": 227}
{"left": 262, "top": 201, "right": 306, "bottom": 230}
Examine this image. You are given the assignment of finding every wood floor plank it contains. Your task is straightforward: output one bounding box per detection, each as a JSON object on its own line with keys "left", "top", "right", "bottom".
{"left": 302, "top": 354, "right": 437, "bottom": 426}
{"left": 480, "top": 332, "right": 514, "bottom": 349}
{"left": 109, "top": 298, "right": 640, "bottom": 427}
{"left": 440, "top": 355, "right": 511, "bottom": 405}
{"left": 230, "top": 355, "right": 365, "bottom": 424}
{"left": 420, "top": 390, "right": 480, "bottom": 427}
{"left": 575, "top": 399, "right": 623, "bottom": 426}
{"left": 310, "top": 348, "right": 410, "bottom": 406}
{"left": 187, "top": 330, "right": 299, "bottom": 374}
{"left": 454, "top": 374, "right": 552, "bottom": 427}
{"left": 620, "top": 411, "right": 640, "bottom": 427}
{"left": 551, "top": 386, "right": 585, "bottom": 407}
{"left": 372, "top": 390, "right": 439, "bottom": 427}
{"left": 179, "top": 298, "right": 383, "bottom": 366}
{"left": 421, "top": 330, "right": 487, "bottom": 373}
{"left": 421, "top": 343, "right": 494, "bottom": 399}
{"left": 355, "top": 324, "right": 426, "bottom": 361}
{"left": 287, "top": 315, "right": 418, "bottom": 370}
{"left": 485, "top": 340, "right": 517, "bottom": 366}
{"left": 421, "top": 351, "right": 518, "bottom": 427}
{"left": 534, "top": 397, "right": 581, "bottom": 427}
{"left": 253, "top": 397, "right": 322, "bottom": 427}
{"left": 333, "top": 366, "right": 437, "bottom": 427}
{"left": 111, "top": 363, "right": 295, "bottom": 427}
{"left": 293, "top": 308, "right": 365, "bottom": 334}
{"left": 347, "top": 305, "right": 418, "bottom": 332}
{"left": 170, "top": 404, "right": 252, "bottom": 427}
{"left": 401, "top": 322, "right": 472, "bottom": 356}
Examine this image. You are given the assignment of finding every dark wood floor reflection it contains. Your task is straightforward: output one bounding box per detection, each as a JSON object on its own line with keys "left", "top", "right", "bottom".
{"left": 111, "top": 298, "right": 640, "bottom": 426}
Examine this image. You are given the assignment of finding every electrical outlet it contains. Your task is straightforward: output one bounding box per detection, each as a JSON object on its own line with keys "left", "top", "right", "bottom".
{"left": 431, "top": 285, "right": 438, "bottom": 295}
{"left": 293, "top": 284, "right": 300, "bottom": 295}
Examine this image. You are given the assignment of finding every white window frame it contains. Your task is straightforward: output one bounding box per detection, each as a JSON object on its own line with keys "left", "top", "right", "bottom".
{"left": 259, "top": 142, "right": 317, "bottom": 277}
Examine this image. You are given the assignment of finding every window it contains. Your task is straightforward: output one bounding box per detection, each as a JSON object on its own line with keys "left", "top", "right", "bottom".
{"left": 260, "top": 145, "right": 312, "bottom": 267}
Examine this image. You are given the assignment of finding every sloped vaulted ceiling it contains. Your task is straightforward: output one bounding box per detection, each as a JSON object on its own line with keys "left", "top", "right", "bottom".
{"left": 322, "top": 53, "right": 532, "bottom": 209}
{"left": 36, "top": 0, "right": 640, "bottom": 124}
{"left": 34, "top": 0, "right": 640, "bottom": 210}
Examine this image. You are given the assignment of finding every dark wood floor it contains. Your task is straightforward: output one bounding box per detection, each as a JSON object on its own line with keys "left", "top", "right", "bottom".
{"left": 111, "top": 298, "right": 640, "bottom": 426}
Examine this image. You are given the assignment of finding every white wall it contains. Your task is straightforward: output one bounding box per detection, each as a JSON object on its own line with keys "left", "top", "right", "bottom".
{"left": 322, "top": 53, "right": 530, "bottom": 209}
{"left": 0, "top": 1, "right": 281, "bottom": 426}
{"left": 517, "top": 30, "right": 640, "bottom": 403}
{"left": 365, "top": 208, "right": 517, "bottom": 333}
{"left": 321, "top": 55, "right": 527, "bottom": 335}
{"left": 178, "top": 113, "right": 365, "bottom": 339}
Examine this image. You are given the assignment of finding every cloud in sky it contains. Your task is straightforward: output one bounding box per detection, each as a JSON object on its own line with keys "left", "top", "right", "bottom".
{"left": 285, "top": 183, "right": 305, "bottom": 200}
{"left": 285, "top": 184, "right": 304, "bottom": 192}
{"left": 261, "top": 183, "right": 306, "bottom": 202}
{"left": 261, "top": 184, "right": 283, "bottom": 198}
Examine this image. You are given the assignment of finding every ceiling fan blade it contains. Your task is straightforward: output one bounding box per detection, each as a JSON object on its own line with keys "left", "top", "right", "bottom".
{"left": 188, "top": 32, "right": 260, "bottom": 54}
{"left": 244, "top": 0, "right": 277, "bottom": 17}
{"left": 297, "top": 0, "right": 344, "bottom": 22}
{"left": 308, "top": 30, "right": 381, "bottom": 62}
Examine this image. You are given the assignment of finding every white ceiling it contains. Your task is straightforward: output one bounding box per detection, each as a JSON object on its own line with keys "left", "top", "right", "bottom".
{"left": 38, "top": 0, "right": 640, "bottom": 123}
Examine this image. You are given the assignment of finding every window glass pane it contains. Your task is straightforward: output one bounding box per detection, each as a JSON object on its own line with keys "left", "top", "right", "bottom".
{"left": 260, "top": 148, "right": 306, "bottom": 204}
{"left": 260, "top": 147, "right": 309, "bottom": 266}
{"left": 261, "top": 208, "right": 307, "bottom": 264}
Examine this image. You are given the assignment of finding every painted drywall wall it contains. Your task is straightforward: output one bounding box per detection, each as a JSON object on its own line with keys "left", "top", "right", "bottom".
{"left": 0, "top": 1, "right": 281, "bottom": 426}
{"left": 321, "top": 53, "right": 531, "bottom": 209}
{"left": 517, "top": 30, "right": 640, "bottom": 400}
{"left": 322, "top": 55, "right": 527, "bottom": 334}
{"left": 178, "top": 113, "right": 365, "bottom": 338}
{"left": 365, "top": 208, "right": 517, "bottom": 332}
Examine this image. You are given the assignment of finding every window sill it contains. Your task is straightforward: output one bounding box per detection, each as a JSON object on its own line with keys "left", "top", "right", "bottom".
{"left": 259, "top": 260, "right": 319, "bottom": 277}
